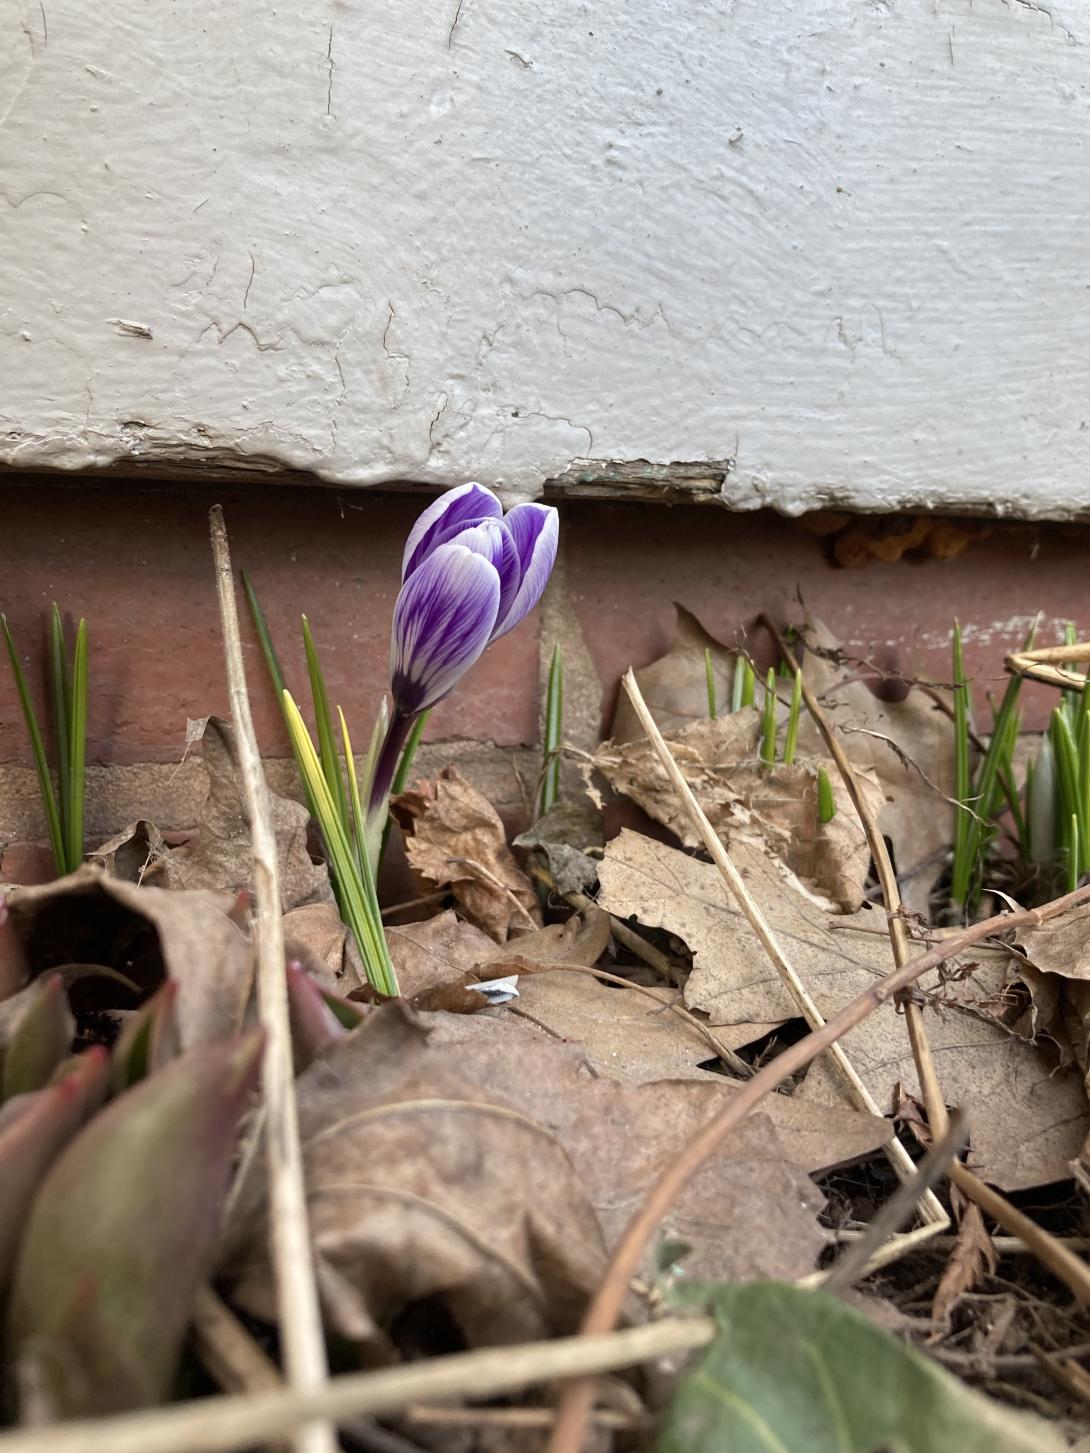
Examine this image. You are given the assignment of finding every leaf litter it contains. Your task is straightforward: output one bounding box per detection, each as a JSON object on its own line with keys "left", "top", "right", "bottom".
{"left": 5, "top": 605, "right": 1090, "bottom": 1451}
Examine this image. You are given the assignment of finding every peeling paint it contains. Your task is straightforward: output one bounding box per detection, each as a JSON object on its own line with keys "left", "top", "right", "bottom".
{"left": 0, "top": 0, "right": 1088, "bottom": 516}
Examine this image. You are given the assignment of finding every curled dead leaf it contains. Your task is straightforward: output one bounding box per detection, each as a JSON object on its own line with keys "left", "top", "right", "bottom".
{"left": 593, "top": 715, "right": 883, "bottom": 912}
{"left": 392, "top": 766, "right": 541, "bottom": 941}
{"left": 3, "top": 868, "right": 253, "bottom": 1049}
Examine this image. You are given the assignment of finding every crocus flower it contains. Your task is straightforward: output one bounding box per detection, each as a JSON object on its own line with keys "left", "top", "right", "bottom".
{"left": 369, "top": 484, "right": 558, "bottom": 812}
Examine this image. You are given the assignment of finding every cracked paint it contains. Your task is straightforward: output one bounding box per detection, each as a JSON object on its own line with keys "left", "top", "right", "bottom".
{"left": 0, "top": 0, "right": 1089, "bottom": 515}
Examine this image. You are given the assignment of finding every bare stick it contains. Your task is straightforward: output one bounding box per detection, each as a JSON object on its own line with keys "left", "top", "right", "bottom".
{"left": 820, "top": 1110, "right": 969, "bottom": 1296}
{"left": 618, "top": 667, "right": 943, "bottom": 1218}
{"left": 192, "top": 1286, "right": 283, "bottom": 1394}
{"left": 760, "top": 619, "right": 955, "bottom": 1159}
{"left": 0, "top": 1317, "right": 715, "bottom": 1453}
{"left": 543, "top": 879, "right": 1090, "bottom": 1453}
{"left": 208, "top": 506, "right": 335, "bottom": 1453}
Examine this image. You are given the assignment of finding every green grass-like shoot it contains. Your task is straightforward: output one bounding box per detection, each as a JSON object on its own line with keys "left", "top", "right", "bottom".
{"left": 1, "top": 610, "right": 87, "bottom": 877}
{"left": 1026, "top": 734, "right": 1055, "bottom": 867}
{"left": 817, "top": 767, "right": 837, "bottom": 824}
{"left": 66, "top": 619, "right": 88, "bottom": 876}
{"left": 1, "top": 614, "right": 65, "bottom": 874}
{"left": 1051, "top": 705, "right": 1082, "bottom": 874}
{"left": 951, "top": 621, "right": 1035, "bottom": 910}
{"left": 1070, "top": 812, "right": 1081, "bottom": 894}
{"left": 539, "top": 643, "right": 563, "bottom": 816}
{"left": 704, "top": 647, "right": 717, "bottom": 720}
{"left": 739, "top": 657, "right": 756, "bottom": 711}
{"left": 302, "top": 615, "right": 350, "bottom": 834}
{"left": 760, "top": 668, "right": 777, "bottom": 767}
{"left": 284, "top": 691, "right": 397, "bottom": 996}
{"left": 950, "top": 621, "right": 973, "bottom": 910}
{"left": 782, "top": 669, "right": 803, "bottom": 767}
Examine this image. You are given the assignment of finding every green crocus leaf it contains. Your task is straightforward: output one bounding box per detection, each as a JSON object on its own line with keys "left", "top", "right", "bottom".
{"left": 656, "top": 1282, "right": 1062, "bottom": 1453}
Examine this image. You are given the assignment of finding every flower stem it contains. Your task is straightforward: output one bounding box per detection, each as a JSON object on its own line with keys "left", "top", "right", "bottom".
{"left": 368, "top": 709, "right": 414, "bottom": 821}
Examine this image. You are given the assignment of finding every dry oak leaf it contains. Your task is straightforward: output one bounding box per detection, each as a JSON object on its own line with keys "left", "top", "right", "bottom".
{"left": 392, "top": 767, "right": 540, "bottom": 942}
{"left": 420, "top": 1011, "right": 839, "bottom": 1285}
{"left": 597, "top": 830, "right": 1090, "bottom": 1191}
{"left": 609, "top": 604, "right": 739, "bottom": 743}
{"left": 222, "top": 1003, "right": 609, "bottom": 1359}
{"left": 483, "top": 969, "right": 893, "bottom": 1172}
{"left": 513, "top": 798, "right": 604, "bottom": 899}
{"left": 4, "top": 867, "right": 252, "bottom": 1049}
{"left": 592, "top": 713, "right": 883, "bottom": 912}
{"left": 791, "top": 616, "right": 958, "bottom": 915}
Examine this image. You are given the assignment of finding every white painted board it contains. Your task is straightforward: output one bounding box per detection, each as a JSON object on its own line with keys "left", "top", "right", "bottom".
{"left": 1, "top": 0, "right": 1088, "bottom": 514}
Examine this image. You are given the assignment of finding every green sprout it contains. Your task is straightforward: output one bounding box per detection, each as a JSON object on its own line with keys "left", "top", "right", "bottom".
{"left": 1, "top": 607, "right": 88, "bottom": 877}
{"left": 539, "top": 643, "right": 564, "bottom": 816}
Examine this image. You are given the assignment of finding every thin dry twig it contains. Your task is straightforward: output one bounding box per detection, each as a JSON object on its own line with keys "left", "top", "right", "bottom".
{"left": 617, "top": 667, "right": 944, "bottom": 1217}
{"left": 543, "top": 877, "right": 1090, "bottom": 1453}
{"left": 209, "top": 506, "right": 335, "bottom": 1453}
{"left": 445, "top": 855, "right": 538, "bottom": 930}
{"left": 192, "top": 1286, "right": 283, "bottom": 1395}
{"left": 529, "top": 961, "right": 752, "bottom": 1077}
{"left": 0, "top": 1318, "right": 715, "bottom": 1453}
{"left": 819, "top": 1110, "right": 969, "bottom": 1296}
{"left": 529, "top": 861, "right": 687, "bottom": 986}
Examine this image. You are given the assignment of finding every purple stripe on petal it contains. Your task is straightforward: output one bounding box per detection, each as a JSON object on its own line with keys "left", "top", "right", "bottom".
{"left": 390, "top": 542, "right": 501, "bottom": 714}
{"left": 432, "top": 519, "right": 521, "bottom": 628}
{"left": 492, "top": 503, "right": 559, "bottom": 639}
{"left": 401, "top": 483, "right": 503, "bottom": 581}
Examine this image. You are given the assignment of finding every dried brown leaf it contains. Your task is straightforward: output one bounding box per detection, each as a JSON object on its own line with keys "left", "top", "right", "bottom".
{"left": 493, "top": 970, "right": 893, "bottom": 1173}
{"left": 422, "top": 1011, "right": 837, "bottom": 1284}
{"left": 385, "top": 910, "right": 497, "bottom": 999}
{"left": 513, "top": 799, "right": 604, "bottom": 898}
{"left": 392, "top": 767, "right": 541, "bottom": 941}
{"left": 283, "top": 901, "right": 353, "bottom": 992}
{"left": 223, "top": 1004, "right": 609, "bottom": 1358}
{"left": 793, "top": 616, "right": 958, "bottom": 914}
{"left": 598, "top": 830, "right": 1090, "bottom": 1190}
{"left": 932, "top": 1198, "right": 998, "bottom": 1325}
{"left": 4, "top": 868, "right": 253, "bottom": 1049}
{"left": 161, "top": 718, "right": 332, "bottom": 911}
{"left": 593, "top": 715, "right": 883, "bottom": 910}
{"left": 609, "top": 604, "right": 737, "bottom": 743}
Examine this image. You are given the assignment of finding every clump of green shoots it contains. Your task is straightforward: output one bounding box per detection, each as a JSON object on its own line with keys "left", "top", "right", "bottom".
{"left": 1, "top": 606, "right": 88, "bottom": 877}
{"left": 538, "top": 643, "right": 563, "bottom": 817}
{"left": 710, "top": 647, "right": 834, "bottom": 819}
{"left": 947, "top": 616, "right": 1090, "bottom": 911}
{"left": 243, "top": 575, "right": 409, "bottom": 996}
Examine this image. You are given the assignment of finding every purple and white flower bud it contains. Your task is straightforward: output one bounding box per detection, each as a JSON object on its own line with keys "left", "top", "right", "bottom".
{"left": 371, "top": 485, "right": 559, "bottom": 814}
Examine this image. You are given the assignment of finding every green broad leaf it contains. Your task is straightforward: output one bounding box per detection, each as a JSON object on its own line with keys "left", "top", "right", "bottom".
{"left": 656, "top": 1282, "right": 1062, "bottom": 1453}
{"left": 8, "top": 1032, "right": 264, "bottom": 1417}
{"left": 0, "top": 1046, "right": 109, "bottom": 1291}
{"left": 2, "top": 974, "right": 74, "bottom": 1100}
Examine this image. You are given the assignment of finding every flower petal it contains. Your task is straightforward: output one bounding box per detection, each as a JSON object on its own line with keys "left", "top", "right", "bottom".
{"left": 390, "top": 542, "right": 501, "bottom": 714}
{"left": 402, "top": 483, "right": 503, "bottom": 581}
{"left": 492, "top": 503, "right": 559, "bottom": 639}
{"left": 432, "top": 518, "right": 521, "bottom": 629}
